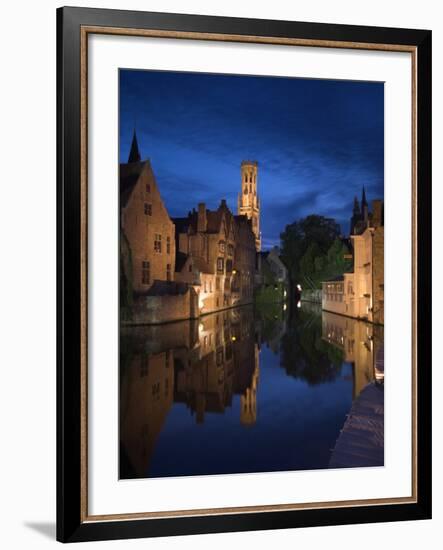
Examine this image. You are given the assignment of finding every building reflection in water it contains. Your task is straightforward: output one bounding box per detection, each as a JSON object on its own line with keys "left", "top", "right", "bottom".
{"left": 321, "top": 310, "right": 384, "bottom": 400}
{"left": 120, "top": 306, "right": 259, "bottom": 478}
{"left": 120, "top": 304, "right": 384, "bottom": 479}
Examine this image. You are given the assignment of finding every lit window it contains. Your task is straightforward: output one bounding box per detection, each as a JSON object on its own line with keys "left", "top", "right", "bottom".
{"left": 154, "top": 234, "right": 162, "bottom": 252}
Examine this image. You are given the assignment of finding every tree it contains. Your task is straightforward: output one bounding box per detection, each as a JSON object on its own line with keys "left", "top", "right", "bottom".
{"left": 280, "top": 215, "right": 341, "bottom": 286}
{"left": 324, "top": 238, "right": 353, "bottom": 281}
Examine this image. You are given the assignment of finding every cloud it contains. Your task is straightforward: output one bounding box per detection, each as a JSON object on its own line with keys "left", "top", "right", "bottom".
{"left": 120, "top": 70, "right": 384, "bottom": 240}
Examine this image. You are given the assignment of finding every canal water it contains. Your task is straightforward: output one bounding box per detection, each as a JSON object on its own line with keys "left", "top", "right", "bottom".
{"left": 120, "top": 303, "right": 384, "bottom": 479}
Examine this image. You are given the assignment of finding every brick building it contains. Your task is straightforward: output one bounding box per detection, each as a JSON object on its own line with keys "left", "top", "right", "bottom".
{"left": 173, "top": 198, "right": 256, "bottom": 316}
{"left": 322, "top": 198, "right": 384, "bottom": 324}
{"left": 120, "top": 141, "right": 258, "bottom": 323}
{"left": 120, "top": 131, "right": 176, "bottom": 294}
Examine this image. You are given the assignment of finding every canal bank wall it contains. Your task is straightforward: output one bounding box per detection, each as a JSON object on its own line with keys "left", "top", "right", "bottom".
{"left": 301, "top": 289, "right": 322, "bottom": 303}
{"left": 122, "top": 286, "right": 255, "bottom": 327}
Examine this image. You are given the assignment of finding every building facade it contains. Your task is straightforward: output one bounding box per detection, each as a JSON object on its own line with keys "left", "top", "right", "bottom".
{"left": 322, "top": 198, "right": 384, "bottom": 325}
{"left": 321, "top": 310, "right": 384, "bottom": 399}
{"left": 120, "top": 131, "right": 176, "bottom": 294}
{"left": 173, "top": 198, "right": 256, "bottom": 316}
{"left": 350, "top": 186, "right": 384, "bottom": 235}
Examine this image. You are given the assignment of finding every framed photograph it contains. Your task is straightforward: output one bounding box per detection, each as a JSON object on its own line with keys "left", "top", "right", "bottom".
{"left": 57, "top": 6, "right": 432, "bottom": 543}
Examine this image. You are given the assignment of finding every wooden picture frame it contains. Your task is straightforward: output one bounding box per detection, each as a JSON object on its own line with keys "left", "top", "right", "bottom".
{"left": 57, "top": 6, "right": 432, "bottom": 543}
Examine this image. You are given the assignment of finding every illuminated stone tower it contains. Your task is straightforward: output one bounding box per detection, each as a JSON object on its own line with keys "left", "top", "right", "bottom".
{"left": 238, "top": 160, "right": 261, "bottom": 251}
{"left": 240, "top": 347, "right": 260, "bottom": 426}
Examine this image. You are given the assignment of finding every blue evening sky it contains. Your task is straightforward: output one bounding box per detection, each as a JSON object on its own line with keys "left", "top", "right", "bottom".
{"left": 119, "top": 70, "right": 384, "bottom": 250}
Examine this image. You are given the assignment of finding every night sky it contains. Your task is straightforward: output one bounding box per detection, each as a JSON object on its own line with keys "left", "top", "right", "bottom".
{"left": 119, "top": 70, "right": 384, "bottom": 250}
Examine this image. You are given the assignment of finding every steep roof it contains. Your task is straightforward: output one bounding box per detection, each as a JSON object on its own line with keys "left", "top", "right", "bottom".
{"left": 128, "top": 130, "right": 141, "bottom": 163}
{"left": 119, "top": 160, "right": 148, "bottom": 207}
{"left": 173, "top": 206, "right": 231, "bottom": 236}
{"left": 175, "top": 251, "right": 189, "bottom": 273}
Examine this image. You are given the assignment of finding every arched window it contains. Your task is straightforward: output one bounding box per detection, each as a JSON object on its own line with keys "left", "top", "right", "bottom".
{"left": 249, "top": 172, "right": 253, "bottom": 183}
{"left": 244, "top": 186, "right": 248, "bottom": 195}
{"left": 244, "top": 173, "right": 248, "bottom": 183}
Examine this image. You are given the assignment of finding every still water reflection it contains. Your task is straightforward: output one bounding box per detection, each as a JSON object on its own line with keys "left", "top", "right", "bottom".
{"left": 120, "top": 303, "right": 384, "bottom": 479}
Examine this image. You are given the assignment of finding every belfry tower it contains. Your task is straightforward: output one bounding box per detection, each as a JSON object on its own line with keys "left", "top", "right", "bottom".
{"left": 238, "top": 160, "right": 261, "bottom": 251}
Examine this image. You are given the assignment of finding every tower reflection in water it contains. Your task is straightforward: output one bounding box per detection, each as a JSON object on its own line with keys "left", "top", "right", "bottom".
{"left": 120, "top": 307, "right": 260, "bottom": 478}
{"left": 120, "top": 304, "right": 383, "bottom": 479}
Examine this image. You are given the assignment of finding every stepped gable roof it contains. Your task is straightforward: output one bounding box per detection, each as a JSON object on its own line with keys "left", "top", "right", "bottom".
{"left": 119, "top": 160, "right": 149, "bottom": 207}
{"left": 174, "top": 202, "right": 235, "bottom": 236}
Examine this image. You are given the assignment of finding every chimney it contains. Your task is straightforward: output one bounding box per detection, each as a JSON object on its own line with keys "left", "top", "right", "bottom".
{"left": 372, "top": 199, "right": 383, "bottom": 228}
{"left": 197, "top": 203, "right": 207, "bottom": 232}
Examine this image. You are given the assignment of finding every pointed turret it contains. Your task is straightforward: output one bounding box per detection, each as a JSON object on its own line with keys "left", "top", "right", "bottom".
{"left": 361, "top": 186, "right": 368, "bottom": 209}
{"left": 353, "top": 196, "right": 360, "bottom": 215}
{"left": 361, "top": 186, "right": 369, "bottom": 223}
{"left": 128, "top": 130, "right": 141, "bottom": 163}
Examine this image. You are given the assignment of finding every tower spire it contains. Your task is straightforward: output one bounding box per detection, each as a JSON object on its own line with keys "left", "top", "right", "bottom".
{"left": 361, "top": 186, "right": 369, "bottom": 224}
{"left": 361, "top": 186, "right": 368, "bottom": 209}
{"left": 128, "top": 129, "right": 141, "bottom": 163}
